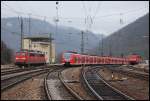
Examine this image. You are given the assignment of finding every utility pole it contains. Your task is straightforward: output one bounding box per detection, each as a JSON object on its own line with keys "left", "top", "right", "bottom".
{"left": 109, "top": 38, "right": 112, "bottom": 56}
{"left": 28, "top": 14, "right": 31, "bottom": 68}
{"left": 121, "top": 53, "right": 124, "bottom": 58}
{"left": 49, "top": 33, "right": 52, "bottom": 64}
{"left": 20, "top": 17, "right": 23, "bottom": 51}
{"left": 28, "top": 13, "right": 32, "bottom": 51}
{"left": 28, "top": 13, "right": 31, "bottom": 35}
{"left": 81, "top": 31, "right": 85, "bottom": 67}
{"left": 98, "top": 40, "right": 101, "bottom": 55}
{"left": 119, "top": 13, "right": 123, "bottom": 57}
{"left": 101, "top": 35, "right": 103, "bottom": 56}
{"left": 55, "top": 1, "right": 59, "bottom": 36}
{"left": 44, "top": 16, "right": 46, "bottom": 22}
{"left": 81, "top": 31, "right": 84, "bottom": 54}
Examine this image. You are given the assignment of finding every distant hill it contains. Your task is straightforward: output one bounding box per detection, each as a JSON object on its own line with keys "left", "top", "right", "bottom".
{"left": 93, "top": 13, "right": 149, "bottom": 59}
{"left": 1, "top": 17, "right": 104, "bottom": 58}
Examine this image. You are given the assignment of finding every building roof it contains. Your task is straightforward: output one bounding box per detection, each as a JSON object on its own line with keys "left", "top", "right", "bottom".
{"left": 24, "top": 35, "right": 54, "bottom": 40}
{"left": 32, "top": 41, "right": 50, "bottom": 45}
{"left": 24, "top": 36, "right": 49, "bottom": 39}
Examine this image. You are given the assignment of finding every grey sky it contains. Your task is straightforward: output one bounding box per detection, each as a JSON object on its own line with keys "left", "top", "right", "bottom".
{"left": 1, "top": 1, "right": 149, "bottom": 36}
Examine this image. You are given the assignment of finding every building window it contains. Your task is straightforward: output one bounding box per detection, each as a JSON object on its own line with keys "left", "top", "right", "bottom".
{"left": 34, "top": 44, "right": 36, "bottom": 48}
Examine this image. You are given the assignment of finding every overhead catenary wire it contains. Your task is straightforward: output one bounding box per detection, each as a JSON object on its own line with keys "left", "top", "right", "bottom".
{"left": 2, "top": 1, "right": 148, "bottom": 45}
{"left": 2, "top": 2, "right": 147, "bottom": 36}
{"left": 81, "top": 2, "right": 101, "bottom": 52}
{"left": 2, "top": 3, "right": 25, "bottom": 16}
{"left": 2, "top": 2, "right": 148, "bottom": 21}
{"left": 92, "top": 2, "right": 102, "bottom": 20}
{"left": 2, "top": 3, "right": 44, "bottom": 33}
{"left": 95, "top": 7, "right": 148, "bottom": 19}
{"left": 2, "top": 2, "right": 97, "bottom": 50}
{"left": 81, "top": 1, "right": 88, "bottom": 19}
{"left": 81, "top": 2, "right": 97, "bottom": 51}
{"left": 91, "top": 2, "right": 102, "bottom": 28}
{"left": 2, "top": 3, "right": 148, "bottom": 31}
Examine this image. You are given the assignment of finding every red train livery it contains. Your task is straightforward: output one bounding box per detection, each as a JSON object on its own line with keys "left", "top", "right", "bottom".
{"left": 61, "top": 51, "right": 142, "bottom": 66}
{"left": 15, "top": 50, "right": 46, "bottom": 67}
{"left": 127, "top": 54, "right": 142, "bottom": 65}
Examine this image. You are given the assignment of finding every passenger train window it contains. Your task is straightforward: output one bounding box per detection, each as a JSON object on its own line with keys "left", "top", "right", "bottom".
{"left": 30, "top": 53, "right": 35, "bottom": 56}
{"left": 34, "top": 44, "right": 36, "bottom": 48}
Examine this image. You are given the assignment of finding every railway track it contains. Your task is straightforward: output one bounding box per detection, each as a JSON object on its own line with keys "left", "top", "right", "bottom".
{"left": 109, "top": 66, "right": 149, "bottom": 81}
{"left": 1, "top": 67, "right": 16, "bottom": 71}
{"left": 1, "top": 65, "right": 63, "bottom": 100}
{"left": 59, "top": 70, "right": 84, "bottom": 100}
{"left": 1, "top": 65, "right": 58, "bottom": 76}
{"left": 44, "top": 67, "right": 79, "bottom": 100}
{"left": 1, "top": 68, "right": 26, "bottom": 76}
{"left": 44, "top": 67, "right": 62, "bottom": 100}
{"left": 82, "top": 66, "right": 134, "bottom": 100}
{"left": 1, "top": 65, "right": 17, "bottom": 70}
{"left": 1, "top": 67, "right": 50, "bottom": 92}
{"left": 1, "top": 65, "right": 62, "bottom": 90}
{"left": 128, "top": 65, "right": 149, "bottom": 73}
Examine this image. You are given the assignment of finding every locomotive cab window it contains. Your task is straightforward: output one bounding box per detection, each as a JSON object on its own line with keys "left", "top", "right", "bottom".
{"left": 16, "top": 52, "right": 20, "bottom": 56}
{"left": 16, "top": 52, "right": 26, "bottom": 56}
{"left": 40, "top": 54, "right": 44, "bottom": 57}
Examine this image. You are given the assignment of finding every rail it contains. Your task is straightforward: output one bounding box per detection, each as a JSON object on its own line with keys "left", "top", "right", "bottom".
{"left": 58, "top": 70, "right": 83, "bottom": 100}
{"left": 1, "top": 68, "right": 49, "bottom": 92}
{"left": 44, "top": 71, "right": 52, "bottom": 100}
{"left": 44, "top": 66, "right": 64, "bottom": 100}
{"left": 81, "top": 66, "right": 134, "bottom": 100}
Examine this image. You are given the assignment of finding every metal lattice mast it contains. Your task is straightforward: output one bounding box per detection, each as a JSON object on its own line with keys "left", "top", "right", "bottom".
{"left": 81, "top": 31, "right": 84, "bottom": 54}
{"left": 20, "top": 17, "right": 23, "bottom": 51}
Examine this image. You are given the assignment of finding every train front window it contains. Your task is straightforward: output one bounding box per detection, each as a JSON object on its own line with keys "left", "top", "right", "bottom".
{"left": 16, "top": 52, "right": 20, "bottom": 56}
{"left": 16, "top": 52, "right": 25, "bottom": 56}
{"left": 64, "top": 53, "right": 72, "bottom": 59}
{"left": 21, "top": 53, "right": 26, "bottom": 56}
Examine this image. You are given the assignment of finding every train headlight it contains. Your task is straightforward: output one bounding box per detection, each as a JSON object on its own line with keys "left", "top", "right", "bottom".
{"left": 16, "top": 57, "right": 26, "bottom": 60}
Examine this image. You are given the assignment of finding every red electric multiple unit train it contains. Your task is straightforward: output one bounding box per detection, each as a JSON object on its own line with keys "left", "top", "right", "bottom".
{"left": 127, "top": 54, "right": 142, "bottom": 65}
{"left": 15, "top": 50, "right": 46, "bottom": 67}
{"left": 61, "top": 51, "right": 142, "bottom": 66}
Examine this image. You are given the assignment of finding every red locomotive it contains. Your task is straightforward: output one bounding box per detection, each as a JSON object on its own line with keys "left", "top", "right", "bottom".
{"left": 15, "top": 50, "right": 46, "bottom": 67}
{"left": 61, "top": 51, "right": 141, "bottom": 66}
